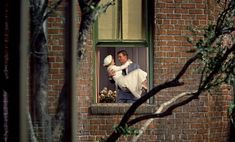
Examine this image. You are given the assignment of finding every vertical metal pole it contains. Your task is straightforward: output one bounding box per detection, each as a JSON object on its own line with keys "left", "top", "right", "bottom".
{"left": 19, "top": 0, "right": 29, "bottom": 140}
{"left": 7, "top": 0, "right": 28, "bottom": 141}
{"left": 64, "top": 0, "right": 77, "bottom": 141}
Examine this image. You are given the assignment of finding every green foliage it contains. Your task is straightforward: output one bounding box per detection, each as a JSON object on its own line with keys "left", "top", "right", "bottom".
{"left": 113, "top": 124, "right": 139, "bottom": 136}
{"left": 186, "top": 11, "right": 235, "bottom": 91}
{"left": 229, "top": 103, "right": 235, "bottom": 114}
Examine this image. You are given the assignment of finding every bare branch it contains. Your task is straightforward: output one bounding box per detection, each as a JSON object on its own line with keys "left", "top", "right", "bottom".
{"left": 174, "top": 52, "right": 201, "bottom": 81}
{"left": 40, "top": 0, "right": 48, "bottom": 18}
{"left": 97, "top": 0, "right": 115, "bottom": 14}
{"left": 105, "top": 53, "right": 200, "bottom": 142}
{"left": 121, "top": 52, "right": 200, "bottom": 124}
{"left": 128, "top": 43, "right": 235, "bottom": 128}
{"left": 43, "top": 0, "right": 63, "bottom": 22}
{"left": 76, "top": 0, "right": 115, "bottom": 60}
{"left": 106, "top": 31, "right": 235, "bottom": 142}
{"left": 131, "top": 91, "right": 197, "bottom": 142}
{"left": 128, "top": 91, "right": 198, "bottom": 127}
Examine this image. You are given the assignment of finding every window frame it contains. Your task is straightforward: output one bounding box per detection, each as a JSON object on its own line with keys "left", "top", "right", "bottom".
{"left": 93, "top": 0, "right": 154, "bottom": 104}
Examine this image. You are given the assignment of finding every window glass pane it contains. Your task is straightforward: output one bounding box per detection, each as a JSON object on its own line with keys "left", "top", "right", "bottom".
{"left": 98, "top": 0, "right": 118, "bottom": 40}
{"left": 97, "top": 0, "right": 146, "bottom": 41}
{"left": 96, "top": 47, "right": 148, "bottom": 102}
{"left": 122, "top": 0, "right": 145, "bottom": 40}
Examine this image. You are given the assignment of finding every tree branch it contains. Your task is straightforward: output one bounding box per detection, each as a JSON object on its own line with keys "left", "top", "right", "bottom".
{"left": 131, "top": 91, "right": 197, "bottom": 142}
{"left": 120, "top": 52, "right": 200, "bottom": 125}
{"left": 129, "top": 34, "right": 235, "bottom": 142}
{"left": 40, "top": 0, "right": 48, "bottom": 19}
{"left": 96, "top": 0, "right": 115, "bottom": 14}
{"left": 128, "top": 91, "right": 198, "bottom": 127}
{"left": 105, "top": 53, "right": 200, "bottom": 142}
{"left": 106, "top": 40, "right": 235, "bottom": 142}
{"left": 105, "top": 1, "right": 235, "bottom": 141}
{"left": 128, "top": 43, "right": 235, "bottom": 128}
{"left": 215, "top": 3, "right": 234, "bottom": 36}
{"left": 43, "top": 0, "right": 63, "bottom": 22}
{"left": 199, "top": 43, "right": 235, "bottom": 91}
{"left": 76, "top": 0, "right": 115, "bottom": 61}
{"left": 174, "top": 53, "right": 201, "bottom": 81}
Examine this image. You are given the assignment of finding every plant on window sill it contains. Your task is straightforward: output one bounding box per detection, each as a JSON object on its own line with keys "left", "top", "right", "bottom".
{"left": 99, "top": 87, "right": 117, "bottom": 103}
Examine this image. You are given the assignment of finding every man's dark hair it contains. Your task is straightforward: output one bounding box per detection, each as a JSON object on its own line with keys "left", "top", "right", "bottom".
{"left": 117, "top": 50, "right": 128, "bottom": 57}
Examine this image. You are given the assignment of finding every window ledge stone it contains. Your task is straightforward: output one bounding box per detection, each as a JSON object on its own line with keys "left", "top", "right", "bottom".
{"left": 90, "top": 103, "right": 156, "bottom": 115}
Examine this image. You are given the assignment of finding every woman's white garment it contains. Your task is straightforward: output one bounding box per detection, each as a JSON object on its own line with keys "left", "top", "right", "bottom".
{"left": 107, "top": 60, "right": 147, "bottom": 98}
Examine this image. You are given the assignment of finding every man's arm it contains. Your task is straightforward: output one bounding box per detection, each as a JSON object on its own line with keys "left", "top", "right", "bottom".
{"left": 127, "top": 62, "right": 140, "bottom": 73}
{"left": 113, "top": 60, "right": 132, "bottom": 71}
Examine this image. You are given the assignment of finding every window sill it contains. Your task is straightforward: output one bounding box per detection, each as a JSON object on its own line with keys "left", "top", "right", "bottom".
{"left": 90, "top": 103, "right": 156, "bottom": 115}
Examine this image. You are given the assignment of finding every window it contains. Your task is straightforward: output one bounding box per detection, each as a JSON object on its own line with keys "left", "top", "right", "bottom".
{"left": 94, "top": 0, "right": 153, "bottom": 103}
{"left": 97, "top": 0, "right": 146, "bottom": 41}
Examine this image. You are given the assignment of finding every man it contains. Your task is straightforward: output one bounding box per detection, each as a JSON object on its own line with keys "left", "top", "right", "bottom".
{"left": 108, "top": 50, "right": 140, "bottom": 103}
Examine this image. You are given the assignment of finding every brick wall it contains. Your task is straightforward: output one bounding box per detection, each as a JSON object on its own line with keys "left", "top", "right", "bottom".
{"left": 154, "top": 0, "right": 232, "bottom": 142}
{"left": 47, "top": 2, "right": 65, "bottom": 113}
{"left": 154, "top": 0, "right": 208, "bottom": 141}
{"left": 45, "top": 0, "right": 233, "bottom": 142}
{"left": 207, "top": 85, "right": 232, "bottom": 141}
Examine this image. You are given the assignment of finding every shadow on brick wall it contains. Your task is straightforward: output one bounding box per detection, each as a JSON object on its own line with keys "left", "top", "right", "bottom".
{"left": 229, "top": 104, "right": 235, "bottom": 142}
{"left": 229, "top": 122, "right": 235, "bottom": 142}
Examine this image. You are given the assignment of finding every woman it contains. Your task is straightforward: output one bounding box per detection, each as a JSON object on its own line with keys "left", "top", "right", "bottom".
{"left": 103, "top": 55, "right": 147, "bottom": 98}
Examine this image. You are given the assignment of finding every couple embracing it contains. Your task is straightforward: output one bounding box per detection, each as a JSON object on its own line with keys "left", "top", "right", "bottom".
{"left": 103, "top": 50, "right": 147, "bottom": 103}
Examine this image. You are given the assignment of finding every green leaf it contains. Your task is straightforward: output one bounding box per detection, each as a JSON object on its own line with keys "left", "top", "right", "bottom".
{"left": 229, "top": 103, "right": 235, "bottom": 114}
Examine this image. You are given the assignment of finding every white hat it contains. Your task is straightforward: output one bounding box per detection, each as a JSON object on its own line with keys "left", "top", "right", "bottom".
{"left": 103, "top": 55, "right": 112, "bottom": 66}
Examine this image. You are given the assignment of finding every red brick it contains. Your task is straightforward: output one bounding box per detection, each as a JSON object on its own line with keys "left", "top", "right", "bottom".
{"left": 161, "top": 0, "right": 174, "bottom": 2}
{"left": 160, "top": 24, "right": 174, "bottom": 29}
{"left": 167, "top": 14, "right": 182, "bottom": 19}
{"left": 189, "top": 9, "right": 204, "bottom": 14}
{"left": 181, "top": 4, "right": 196, "bottom": 9}
{"left": 160, "top": 8, "right": 174, "bottom": 13}
{"left": 167, "top": 30, "right": 181, "bottom": 35}
{"left": 175, "top": 9, "right": 189, "bottom": 14}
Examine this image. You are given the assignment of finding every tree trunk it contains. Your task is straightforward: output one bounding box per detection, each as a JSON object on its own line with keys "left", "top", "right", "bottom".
{"left": 28, "top": 112, "right": 38, "bottom": 142}
{"left": 29, "top": 0, "right": 114, "bottom": 140}
{"left": 30, "top": 25, "right": 51, "bottom": 141}
{"left": 30, "top": 0, "right": 51, "bottom": 141}
{"left": 52, "top": 0, "right": 113, "bottom": 139}
{"left": 52, "top": 84, "right": 66, "bottom": 141}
